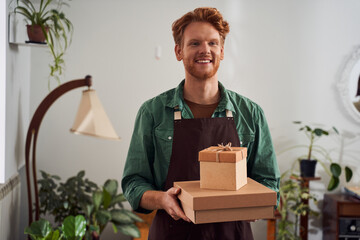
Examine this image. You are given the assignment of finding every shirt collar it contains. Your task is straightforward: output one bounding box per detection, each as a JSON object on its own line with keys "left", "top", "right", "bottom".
{"left": 166, "top": 79, "right": 185, "bottom": 109}
{"left": 166, "top": 80, "right": 236, "bottom": 114}
{"left": 216, "top": 81, "right": 236, "bottom": 114}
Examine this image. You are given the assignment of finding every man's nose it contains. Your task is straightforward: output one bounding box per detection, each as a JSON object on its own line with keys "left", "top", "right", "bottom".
{"left": 199, "top": 42, "right": 210, "bottom": 54}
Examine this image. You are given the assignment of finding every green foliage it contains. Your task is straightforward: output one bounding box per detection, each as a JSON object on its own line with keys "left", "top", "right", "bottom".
{"left": 291, "top": 121, "right": 353, "bottom": 191}
{"left": 115, "top": 224, "right": 142, "bottom": 237}
{"left": 14, "top": 0, "right": 73, "bottom": 86}
{"left": 276, "top": 173, "right": 319, "bottom": 240}
{"left": 25, "top": 215, "right": 86, "bottom": 240}
{"left": 345, "top": 166, "right": 353, "bottom": 182}
{"left": 37, "top": 170, "right": 142, "bottom": 238}
{"left": 293, "top": 121, "right": 330, "bottom": 160}
{"left": 276, "top": 122, "right": 355, "bottom": 239}
{"left": 82, "top": 179, "right": 143, "bottom": 238}
{"left": 62, "top": 215, "right": 87, "bottom": 240}
{"left": 38, "top": 170, "right": 98, "bottom": 224}
{"left": 24, "top": 219, "right": 52, "bottom": 239}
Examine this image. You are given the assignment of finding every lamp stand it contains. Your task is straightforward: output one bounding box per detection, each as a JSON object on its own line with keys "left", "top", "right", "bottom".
{"left": 25, "top": 76, "right": 92, "bottom": 225}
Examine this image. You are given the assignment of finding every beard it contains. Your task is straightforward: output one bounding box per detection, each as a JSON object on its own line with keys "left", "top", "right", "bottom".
{"left": 183, "top": 55, "right": 220, "bottom": 81}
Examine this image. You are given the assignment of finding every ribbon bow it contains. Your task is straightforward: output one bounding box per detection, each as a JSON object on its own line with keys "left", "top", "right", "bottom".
{"left": 217, "top": 142, "right": 232, "bottom": 151}
{"left": 212, "top": 142, "right": 233, "bottom": 162}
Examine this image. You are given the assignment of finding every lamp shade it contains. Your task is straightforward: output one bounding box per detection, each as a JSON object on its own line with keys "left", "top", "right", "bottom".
{"left": 70, "top": 89, "right": 120, "bottom": 140}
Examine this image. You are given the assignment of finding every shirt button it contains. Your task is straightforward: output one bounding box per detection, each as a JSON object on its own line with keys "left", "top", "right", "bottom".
{"left": 168, "top": 136, "right": 172, "bottom": 140}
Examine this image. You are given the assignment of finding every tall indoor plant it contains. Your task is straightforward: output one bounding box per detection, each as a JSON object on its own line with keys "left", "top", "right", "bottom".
{"left": 14, "top": 0, "right": 73, "bottom": 86}
{"left": 287, "top": 121, "right": 353, "bottom": 190}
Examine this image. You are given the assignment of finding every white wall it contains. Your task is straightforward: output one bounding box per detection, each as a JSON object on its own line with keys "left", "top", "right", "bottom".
{"left": 28, "top": 0, "right": 360, "bottom": 239}
{"left": 2, "top": 0, "right": 31, "bottom": 239}
{"left": 4, "top": 0, "right": 30, "bottom": 183}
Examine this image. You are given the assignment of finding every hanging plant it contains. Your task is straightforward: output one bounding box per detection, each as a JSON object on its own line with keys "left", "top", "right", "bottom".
{"left": 14, "top": 0, "right": 74, "bottom": 88}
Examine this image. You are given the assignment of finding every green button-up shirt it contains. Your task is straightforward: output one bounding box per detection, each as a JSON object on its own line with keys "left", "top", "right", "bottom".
{"left": 121, "top": 80, "right": 280, "bottom": 213}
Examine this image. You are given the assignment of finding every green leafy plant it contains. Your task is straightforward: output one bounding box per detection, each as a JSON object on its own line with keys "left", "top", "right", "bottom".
{"left": 283, "top": 121, "right": 353, "bottom": 191}
{"left": 38, "top": 170, "right": 98, "bottom": 224}
{"left": 82, "top": 179, "right": 143, "bottom": 239}
{"left": 14, "top": 0, "right": 73, "bottom": 86}
{"left": 25, "top": 215, "right": 86, "bottom": 240}
{"left": 37, "top": 170, "right": 143, "bottom": 238}
{"left": 293, "top": 121, "right": 331, "bottom": 161}
{"left": 276, "top": 173, "right": 318, "bottom": 240}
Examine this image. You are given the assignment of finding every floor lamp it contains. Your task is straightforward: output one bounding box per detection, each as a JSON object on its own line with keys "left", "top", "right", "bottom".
{"left": 25, "top": 75, "right": 120, "bottom": 225}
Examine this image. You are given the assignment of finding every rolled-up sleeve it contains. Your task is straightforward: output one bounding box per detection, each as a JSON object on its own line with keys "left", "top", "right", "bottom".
{"left": 121, "top": 104, "right": 156, "bottom": 213}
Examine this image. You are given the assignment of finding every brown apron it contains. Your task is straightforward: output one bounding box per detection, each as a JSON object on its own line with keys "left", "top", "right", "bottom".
{"left": 148, "top": 109, "right": 254, "bottom": 240}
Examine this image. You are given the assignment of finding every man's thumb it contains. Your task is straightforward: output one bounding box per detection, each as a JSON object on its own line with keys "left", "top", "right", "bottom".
{"left": 169, "top": 187, "right": 181, "bottom": 195}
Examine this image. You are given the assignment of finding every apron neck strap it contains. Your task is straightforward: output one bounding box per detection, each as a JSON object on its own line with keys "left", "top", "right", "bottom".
{"left": 174, "top": 106, "right": 182, "bottom": 120}
{"left": 226, "top": 109, "right": 233, "bottom": 117}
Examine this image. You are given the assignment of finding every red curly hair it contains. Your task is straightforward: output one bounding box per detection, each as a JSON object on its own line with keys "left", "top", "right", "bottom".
{"left": 172, "top": 7, "right": 230, "bottom": 47}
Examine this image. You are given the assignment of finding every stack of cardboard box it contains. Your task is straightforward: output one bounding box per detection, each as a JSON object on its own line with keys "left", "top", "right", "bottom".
{"left": 174, "top": 145, "right": 277, "bottom": 224}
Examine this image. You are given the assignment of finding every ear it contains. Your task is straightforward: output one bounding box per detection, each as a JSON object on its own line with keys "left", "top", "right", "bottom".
{"left": 220, "top": 45, "right": 224, "bottom": 60}
{"left": 175, "top": 44, "right": 183, "bottom": 61}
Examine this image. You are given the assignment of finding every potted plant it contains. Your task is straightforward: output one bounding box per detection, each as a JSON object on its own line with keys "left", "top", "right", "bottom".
{"left": 25, "top": 215, "right": 86, "bottom": 240}
{"left": 37, "top": 170, "right": 143, "bottom": 239}
{"left": 14, "top": 0, "right": 73, "bottom": 86}
{"left": 283, "top": 121, "right": 353, "bottom": 191}
{"left": 276, "top": 172, "right": 319, "bottom": 240}
{"left": 295, "top": 121, "right": 330, "bottom": 178}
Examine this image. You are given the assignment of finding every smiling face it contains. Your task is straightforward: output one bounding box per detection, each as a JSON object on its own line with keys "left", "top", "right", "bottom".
{"left": 175, "top": 22, "right": 224, "bottom": 81}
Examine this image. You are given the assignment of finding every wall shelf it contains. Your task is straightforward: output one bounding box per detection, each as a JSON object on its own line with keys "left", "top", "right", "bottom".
{"left": 9, "top": 42, "right": 47, "bottom": 48}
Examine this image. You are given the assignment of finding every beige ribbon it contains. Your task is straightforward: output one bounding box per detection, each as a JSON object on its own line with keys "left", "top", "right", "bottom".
{"left": 217, "top": 142, "right": 232, "bottom": 151}
{"left": 212, "top": 142, "right": 232, "bottom": 162}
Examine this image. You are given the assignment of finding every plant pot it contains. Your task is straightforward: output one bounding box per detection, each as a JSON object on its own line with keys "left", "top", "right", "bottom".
{"left": 82, "top": 232, "right": 99, "bottom": 240}
{"left": 299, "top": 159, "right": 317, "bottom": 177}
{"left": 92, "top": 232, "right": 99, "bottom": 240}
{"left": 26, "top": 24, "right": 48, "bottom": 43}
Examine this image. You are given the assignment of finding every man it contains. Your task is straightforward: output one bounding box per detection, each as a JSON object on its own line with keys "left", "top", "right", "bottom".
{"left": 122, "top": 7, "right": 280, "bottom": 240}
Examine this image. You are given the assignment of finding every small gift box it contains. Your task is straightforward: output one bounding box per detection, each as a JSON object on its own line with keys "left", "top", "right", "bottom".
{"left": 198, "top": 143, "right": 247, "bottom": 190}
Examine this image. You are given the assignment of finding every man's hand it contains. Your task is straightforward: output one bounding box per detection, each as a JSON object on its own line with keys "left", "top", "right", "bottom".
{"left": 140, "top": 188, "right": 191, "bottom": 222}
{"left": 161, "top": 187, "right": 191, "bottom": 222}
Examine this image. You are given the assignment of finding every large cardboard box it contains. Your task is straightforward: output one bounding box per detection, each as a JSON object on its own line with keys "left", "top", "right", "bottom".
{"left": 174, "top": 178, "right": 276, "bottom": 224}
{"left": 199, "top": 146, "right": 247, "bottom": 190}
